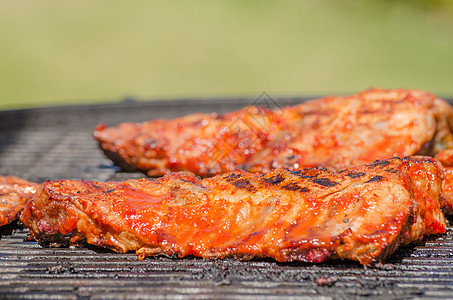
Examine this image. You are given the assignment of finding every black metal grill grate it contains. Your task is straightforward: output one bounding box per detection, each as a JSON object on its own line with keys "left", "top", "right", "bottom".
{"left": 1, "top": 97, "right": 453, "bottom": 299}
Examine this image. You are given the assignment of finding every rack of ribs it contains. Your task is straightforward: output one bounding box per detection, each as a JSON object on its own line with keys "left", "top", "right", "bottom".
{"left": 94, "top": 88, "right": 453, "bottom": 177}
{"left": 20, "top": 156, "right": 446, "bottom": 266}
{"left": 0, "top": 176, "right": 38, "bottom": 226}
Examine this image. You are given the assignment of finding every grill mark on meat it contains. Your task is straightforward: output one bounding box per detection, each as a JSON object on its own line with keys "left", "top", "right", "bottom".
{"left": 224, "top": 173, "right": 256, "bottom": 192}
{"left": 311, "top": 177, "right": 339, "bottom": 187}
{"left": 367, "top": 160, "right": 391, "bottom": 168}
{"left": 385, "top": 168, "right": 398, "bottom": 173}
{"left": 262, "top": 174, "right": 285, "bottom": 185}
{"left": 180, "top": 178, "right": 197, "bottom": 184}
{"left": 290, "top": 170, "right": 303, "bottom": 176}
{"left": 229, "top": 178, "right": 256, "bottom": 192}
{"left": 281, "top": 182, "right": 309, "bottom": 192}
{"left": 365, "top": 175, "right": 383, "bottom": 183}
{"left": 345, "top": 172, "right": 366, "bottom": 179}
{"left": 290, "top": 168, "right": 329, "bottom": 179}
{"left": 224, "top": 173, "right": 242, "bottom": 180}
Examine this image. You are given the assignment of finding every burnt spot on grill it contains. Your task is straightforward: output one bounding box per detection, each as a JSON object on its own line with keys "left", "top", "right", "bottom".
{"left": 385, "top": 168, "right": 398, "bottom": 173}
{"left": 345, "top": 172, "right": 366, "bottom": 179}
{"left": 365, "top": 175, "right": 383, "bottom": 183}
{"left": 367, "top": 160, "right": 391, "bottom": 168}
{"left": 46, "top": 264, "right": 77, "bottom": 275}
{"left": 281, "top": 182, "right": 309, "bottom": 192}
{"left": 230, "top": 178, "right": 256, "bottom": 192}
{"left": 311, "top": 178, "right": 339, "bottom": 187}
{"left": 262, "top": 174, "right": 285, "bottom": 185}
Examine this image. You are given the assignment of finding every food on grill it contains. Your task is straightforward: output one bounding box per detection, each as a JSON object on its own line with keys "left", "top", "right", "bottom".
{"left": 0, "top": 176, "right": 38, "bottom": 226}
{"left": 93, "top": 88, "right": 453, "bottom": 177}
{"left": 20, "top": 156, "right": 446, "bottom": 266}
{"left": 435, "top": 149, "right": 453, "bottom": 214}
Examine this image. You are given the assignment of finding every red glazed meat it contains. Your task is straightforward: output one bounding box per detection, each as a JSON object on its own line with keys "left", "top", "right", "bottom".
{"left": 0, "top": 176, "right": 38, "bottom": 226}
{"left": 20, "top": 156, "right": 446, "bottom": 266}
{"left": 94, "top": 88, "right": 453, "bottom": 177}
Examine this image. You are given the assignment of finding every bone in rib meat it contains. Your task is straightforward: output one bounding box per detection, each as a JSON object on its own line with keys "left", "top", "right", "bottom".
{"left": 94, "top": 88, "right": 453, "bottom": 177}
{"left": 0, "top": 176, "right": 38, "bottom": 226}
{"left": 20, "top": 156, "right": 446, "bottom": 266}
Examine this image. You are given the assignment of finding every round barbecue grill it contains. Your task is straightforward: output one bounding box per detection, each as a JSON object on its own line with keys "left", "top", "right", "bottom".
{"left": 1, "top": 97, "right": 453, "bottom": 299}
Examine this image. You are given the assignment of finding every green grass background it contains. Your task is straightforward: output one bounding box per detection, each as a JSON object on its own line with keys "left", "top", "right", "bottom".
{"left": 1, "top": 0, "right": 452, "bottom": 110}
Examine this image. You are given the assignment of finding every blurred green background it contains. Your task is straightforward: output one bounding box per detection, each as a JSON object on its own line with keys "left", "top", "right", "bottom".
{"left": 1, "top": 0, "right": 452, "bottom": 110}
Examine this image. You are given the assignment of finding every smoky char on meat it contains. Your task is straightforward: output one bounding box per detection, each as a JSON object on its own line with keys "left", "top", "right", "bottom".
{"left": 20, "top": 156, "right": 446, "bottom": 266}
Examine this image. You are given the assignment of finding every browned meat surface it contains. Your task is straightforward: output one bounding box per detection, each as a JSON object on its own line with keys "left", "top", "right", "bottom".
{"left": 94, "top": 88, "right": 453, "bottom": 177}
{"left": 0, "top": 176, "right": 38, "bottom": 226}
{"left": 20, "top": 156, "right": 446, "bottom": 266}
{"left": 435, "top": 149, "right": 453, "bottom": 214}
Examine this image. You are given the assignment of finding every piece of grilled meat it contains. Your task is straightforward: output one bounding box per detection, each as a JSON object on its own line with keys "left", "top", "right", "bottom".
{"left": 94, "top": 88, "right": 453, "bottom": 177}
{"left": 435, "top": 149, "right": 453, "bottom": 214}
{"left": 0, "top": 176, "right": 38, "bottom": 226}
{"left": 20, "top": 156, "right": 446, "bottom": 266}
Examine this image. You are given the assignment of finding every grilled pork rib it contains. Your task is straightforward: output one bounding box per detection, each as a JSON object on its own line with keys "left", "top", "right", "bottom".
{"left": 0, "top": 176, "right": 38, "bottom": 226}
{"left": 94, "top": 88, "right": 453, "bottom": 177}
{"left": 20, "top": 156, "right": 446, "bottom": 266}
{"left": 435, "top": 149, "right": 453, "bottom": 214}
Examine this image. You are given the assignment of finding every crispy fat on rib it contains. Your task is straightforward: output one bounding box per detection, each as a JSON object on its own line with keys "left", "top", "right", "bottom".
{"left": 93, "top": 88, "right": 453, "bottom": 177}
{"left": 0, "top": 176, "right": 38, "bottom": 226}
{"left": 20, "top": 156, "right": 446, "bottom": 266}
